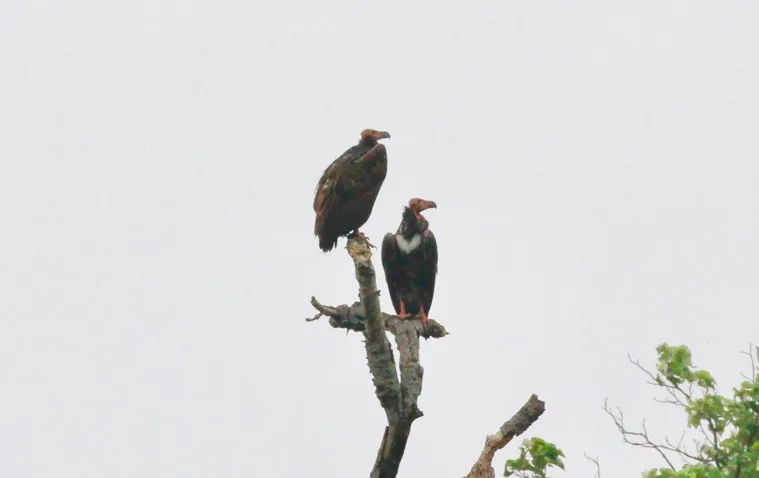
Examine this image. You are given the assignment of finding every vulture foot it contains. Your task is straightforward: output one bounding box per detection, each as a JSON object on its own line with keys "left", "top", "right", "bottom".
{"left": 348, "top": 229, "right": 376, "bottom": 248}
{"left": 397, "top": 300, "right": 412, "bottom": 319}
{"left": 416, "top": 306, "right": 430, "bottom": 327}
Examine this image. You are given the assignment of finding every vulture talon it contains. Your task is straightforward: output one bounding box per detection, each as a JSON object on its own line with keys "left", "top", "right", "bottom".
{"left": 348, "top": 230, "right": 376, "bottom": 249}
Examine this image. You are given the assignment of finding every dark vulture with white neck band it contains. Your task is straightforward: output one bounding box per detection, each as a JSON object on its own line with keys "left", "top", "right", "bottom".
{"left": 380, "top": 198, "right": 438, "bottom": 325}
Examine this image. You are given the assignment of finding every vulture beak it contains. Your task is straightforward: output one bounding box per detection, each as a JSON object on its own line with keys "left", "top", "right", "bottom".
{"left": 418, "top": 200, "right": 437, "bottom": 212}
{"left": 377, "top": 131, "right": 391, "bottom": 140}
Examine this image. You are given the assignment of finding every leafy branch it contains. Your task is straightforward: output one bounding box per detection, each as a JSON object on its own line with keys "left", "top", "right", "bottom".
{"left": 499, "top": 343, "right": 759, "bottom": 478}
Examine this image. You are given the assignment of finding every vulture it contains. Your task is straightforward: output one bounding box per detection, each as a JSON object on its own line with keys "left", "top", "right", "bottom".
{"left": 313, "top": 128, "right": 391, "bottom": 252}
{"left": 381, "top": 198, "right": 438, "bottom": 325}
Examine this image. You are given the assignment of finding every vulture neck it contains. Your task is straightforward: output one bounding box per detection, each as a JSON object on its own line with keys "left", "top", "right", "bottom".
{"left": 395, "top": 207, "right": 426, "bottom": 254}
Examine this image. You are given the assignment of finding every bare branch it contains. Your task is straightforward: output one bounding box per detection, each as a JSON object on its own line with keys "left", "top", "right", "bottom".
{"left": 652, "top": 397, "right": 687, "bottom": 408}
{"left": 628, "top": 354, "right": 661, "bottom": 384}
{"left": 464, "top": 394, "right": 546, "bottom": 478}
{"left": 740, "top": 343, "right": 757, "bottom": 380}
{"left": 603, "top": 399, "right": 676, "bottom": 470}
{"left": 673, "top": 430, "right": 687, "bottom": 451}
{"left": 306, "top": 237, "right": 450, "bottom": 478}
{"left": 339, "top": 238, "right": 403, "bottom": 423}
{"left": 306, "top": 296, "right": 344, "bottom": 321}
{"left": 307, "top": 297, "right": 449, "bottom": 339}
{"left": 604, "top": 398, "right": 720, "bottom": 471}
{"left": 668, "top": 380, "right": 694, "bottom": 401}
{"left": 392, "top": 320, "right": 424, "bottom": 418}
{"left": 662, "top": 435, "right": 708, "bottom": 463}
{"left": 583, "top": 453, "right": 601, "bottom": 478}
{"left": 661, "top": 386, "right": 689, "bottom": 407}
{"left": 696, "top": 422, "right": 716, "bottom": 451}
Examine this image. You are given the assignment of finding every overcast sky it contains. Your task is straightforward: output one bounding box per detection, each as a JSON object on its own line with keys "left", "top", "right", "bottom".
{"left": 2, "top": 1, "right": 758, "bottom": 477}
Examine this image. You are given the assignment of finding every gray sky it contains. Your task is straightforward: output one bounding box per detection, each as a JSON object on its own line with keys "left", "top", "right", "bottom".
{"left": 2, "top": 1, "right": 758, "bottom": 477}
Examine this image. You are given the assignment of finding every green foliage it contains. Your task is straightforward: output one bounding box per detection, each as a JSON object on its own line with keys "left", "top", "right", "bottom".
{"left": 504, "top": 344, "right": 759, "bottom": 478}
{"left": 641, "top": 464, "right": 726, "bottom": 478}
{"left": 652, "top": 343, "right": 759, "bottom": 476}
{"left": 504, "top": 437, "right": 564, "bottom": 478}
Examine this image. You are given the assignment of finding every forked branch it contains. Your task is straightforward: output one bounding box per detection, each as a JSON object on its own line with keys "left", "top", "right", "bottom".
{"left": 307, "top": 237, "right": 449, "bottom": 478}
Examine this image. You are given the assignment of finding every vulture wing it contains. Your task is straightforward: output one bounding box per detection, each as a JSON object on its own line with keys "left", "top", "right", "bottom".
{"left": 312, "top": 144, "right": 371, "bottom": 235}
{"left": 418, "top": 229, "right": 438, "bottom": 315}
{"left": 381, "top": 232, "right": 402, "bottom": 315}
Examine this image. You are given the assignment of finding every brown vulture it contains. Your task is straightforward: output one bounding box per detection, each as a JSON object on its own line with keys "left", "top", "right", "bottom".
{"left": 381, "top": 198, "right": 438, "bottom": 325}
{"left": 313, "top": 128, "right": 391, "bottom": 252}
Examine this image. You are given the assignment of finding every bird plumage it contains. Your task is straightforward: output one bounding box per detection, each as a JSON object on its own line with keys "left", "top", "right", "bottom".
{"left": 313, "top": 129, "right": 390, "bottom": 252}
{"left": 381, "top": 198, "right": 438, "bottom": 324}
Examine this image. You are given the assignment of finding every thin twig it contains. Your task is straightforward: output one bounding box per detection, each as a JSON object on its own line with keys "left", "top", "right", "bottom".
{"left": 662, "top": 435, "right": 708, "bottom": 463}
{"left": 583, "top": 453, "right": 601, "bottom": 478}
{"left": 740, "top": 343, "right": 757, "bottom": 380}
{"left": 603, "top": 399, "right": 676, "bottom": 470}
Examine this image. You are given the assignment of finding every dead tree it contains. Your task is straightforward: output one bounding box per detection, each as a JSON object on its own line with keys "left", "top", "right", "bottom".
{"left": 306, "top": 237, "right": 546, "bottom": 477}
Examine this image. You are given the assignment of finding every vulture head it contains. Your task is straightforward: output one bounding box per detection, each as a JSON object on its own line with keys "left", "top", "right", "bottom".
{"left": 408, "top": 197, "right": 437, "bottom": 221}
{"left": 360, "top": 129, "right": 391, "bottom": 143}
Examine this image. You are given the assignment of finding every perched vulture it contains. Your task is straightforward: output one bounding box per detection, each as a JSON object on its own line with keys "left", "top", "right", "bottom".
{"left": 381, "top": 198, "right": 438, "bottom": 325}
{"left": 313, "top": 128, "right": 391, "bottom": 252}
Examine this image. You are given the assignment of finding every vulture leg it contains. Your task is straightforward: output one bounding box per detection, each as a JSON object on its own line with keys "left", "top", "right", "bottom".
{"left": 397, "top": 300, "right": 411, "bottom": 319}
{"left": 348, "top": 229, "right": 375, "bottom": 249}
{"left": 416, "top": 305, "right": 430, "bottom": 326}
